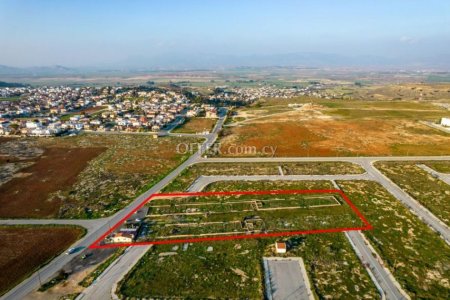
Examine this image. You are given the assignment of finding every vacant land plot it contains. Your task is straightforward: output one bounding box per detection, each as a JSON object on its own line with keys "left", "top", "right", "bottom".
{"left": 219, "top": 99, "right": 450, "bottom": 156}
{"left": 0, "top": 134, "right": 197, "bottom": 218}
{"left": 338, "top": 180, "right": 450, "bottom": 298}
{"left": 327, "top": 83, "right": 450, "bottom": 101}
{"left": 138, "top": 192, "right": 362, "bottom": 241}
{"left": 0, "top": 147, "right": 104, "bottom": 218}
{"left": 202, "top": 180, "right": 377, "bottom": 299}
{"left": 35, "top": 134, "right": 198, "bottom": 218}
{"left": 375, "top": 162, "right": 450, "bottom": 226}
{"left": 119, "top": 240, "right": 266, "bottom": 299}
{"left": 0, "top": 225, "right": 85, "bottom": 296}
{"left": 163, "top": 161, "right": 364, "bottom": 192}
{"left": 172, "top": 117, "right": 216, "bottom": 134}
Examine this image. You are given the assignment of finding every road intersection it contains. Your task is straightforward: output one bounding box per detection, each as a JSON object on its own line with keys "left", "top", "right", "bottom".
{"left": 2, "top": 110, "right": 450, "bottom": 300}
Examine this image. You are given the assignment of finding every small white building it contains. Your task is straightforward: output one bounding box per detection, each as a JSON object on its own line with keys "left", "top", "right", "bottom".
{"left": 275, "top": 242, "right": 287, "bottom": 254}
{"left": 441, "top": 117, "right": 450, "bottom": 127}
{"left": 111, "top": 232, "right": 134, "bottom": 243}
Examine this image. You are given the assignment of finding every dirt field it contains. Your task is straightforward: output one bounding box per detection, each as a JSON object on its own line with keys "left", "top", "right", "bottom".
{"left": 36, "top": 134, "right": 199, "bottom": 218}
{"left": 0, "top": 147, "right": 104, "bottom": 218}
{"left": 219, "top": 100, "right": 450, "bottom": 156}
{"left": 0, "top": 225, "right": 85, "bottom": 296}
{"left": 172, "top": 117, "right": 216, "bottom": 134}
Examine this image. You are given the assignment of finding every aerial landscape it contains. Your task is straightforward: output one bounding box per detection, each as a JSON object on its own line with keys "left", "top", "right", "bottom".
{"left": 0, "top": 1, "right": 450, "bottom": 299}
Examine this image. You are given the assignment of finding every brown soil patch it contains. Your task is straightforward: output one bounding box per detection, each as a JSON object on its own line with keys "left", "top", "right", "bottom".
{"left": 0, "top": 147, "right": 105, "bottom": 218}
{"left": 173, "top": 118, "right": 216, "bottom": 134}
{"left": 0, "top": 226, "right": 84, "bottom": 296}
{"left": 220, "top": 118, "right": 450, "bottom": 157}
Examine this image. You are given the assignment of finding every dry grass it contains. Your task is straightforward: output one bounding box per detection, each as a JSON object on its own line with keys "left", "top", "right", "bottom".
{"left": 219, "top": 100, "right": 450, "bottom": 157}
{"left": 0, "top": 225, "right": 85, "bottom": 296}
{"left": 375, "top": 161, "right": 450, "bottom": 226}
{"left": 0, "top": 147, "right": 104, "bottom": 218}
{"left": 172, "top": 117, "right": 216, "bottom": 134}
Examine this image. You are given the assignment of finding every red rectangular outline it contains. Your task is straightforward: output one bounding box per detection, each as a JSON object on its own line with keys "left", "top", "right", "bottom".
{"left": 89, "top": 189, "right": 372, "bottom": 249}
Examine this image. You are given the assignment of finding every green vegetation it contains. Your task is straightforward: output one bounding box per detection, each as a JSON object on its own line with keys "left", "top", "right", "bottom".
{"left": 143, "top": 192, "right": 362, "bottom": 240}
{"left": 119, "top": 240, "right": 266, "bottom": 299}
{"left": 375, "top": 161, "right": 450, "bottom": 226}
{"left": 425, "top": 161, "right": 450, "bottom": 173}
{"left": 286, "top": 233, "right": 377, "bottom": 299}
{"left": 38, "top": 270, "right": 69, "bottom": 291}
{"left": 163, "top": 161, "right": 364, "bottom": 192}
{"left": 338, "top": 180, "right": 450, "bottom": 298}
{"left": 207, "top": 180, "right": 377, "bottom": 299}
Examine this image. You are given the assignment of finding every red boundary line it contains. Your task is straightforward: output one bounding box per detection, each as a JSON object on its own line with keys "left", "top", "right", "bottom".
{"left": 89, "top": 189, "right": 372, "bottom": 249}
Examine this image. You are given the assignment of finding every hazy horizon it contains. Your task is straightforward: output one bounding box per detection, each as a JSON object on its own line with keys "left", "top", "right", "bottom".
{"left": 1, "top": 0, "right": 450, "bottom": 69}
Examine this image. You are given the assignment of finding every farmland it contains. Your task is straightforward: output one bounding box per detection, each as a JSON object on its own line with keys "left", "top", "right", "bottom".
{"left": 0, "top": 134, "right": 199, "bottom": 218}
{"left": 338, "top": 180, "right": 450, "bottom": 298}
{"left": 172, "top": 117, "right": 216, "bottom": 134}
{"left": 219, "top": 98, "right": 450, "bottom": 156}
{"left": 163, "top": 161, "right": 364, "bottom": 192}
{"left": 375, "top": 161, "right": 450, "bottom": 226}
{"left": 0, "top": 225, "right": 85, "bottom": 296}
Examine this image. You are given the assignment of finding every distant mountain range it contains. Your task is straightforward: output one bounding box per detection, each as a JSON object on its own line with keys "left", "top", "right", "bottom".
{"left": 0, "top": 65, "right": 79, "bottom": 76}
{"left": 1, "top": 52, "right": 449, "bottom": 75}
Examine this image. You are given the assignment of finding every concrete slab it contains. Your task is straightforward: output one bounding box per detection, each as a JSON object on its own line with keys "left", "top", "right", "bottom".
{"left": 263, "top": 257, "right": 314, "bottom": 300}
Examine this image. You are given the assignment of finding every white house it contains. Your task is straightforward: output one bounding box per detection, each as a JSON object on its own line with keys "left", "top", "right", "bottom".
{"left": 275, "top": 242, "right": 287, "bottom": 254}
{"left": 441, "top": 117, "right": 450, "bottom": 127}
{"left": 111, "top": 232, "right": 134, "bottom": 243}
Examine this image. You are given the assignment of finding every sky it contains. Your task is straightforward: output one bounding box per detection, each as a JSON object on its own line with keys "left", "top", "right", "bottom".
{"left": 0, "top": 0, "right": 449, "bottom": 68}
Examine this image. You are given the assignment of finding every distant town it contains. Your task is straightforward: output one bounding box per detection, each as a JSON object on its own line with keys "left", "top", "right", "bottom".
{"left": 0, "top": 84, "right": 327, "bottom": 137}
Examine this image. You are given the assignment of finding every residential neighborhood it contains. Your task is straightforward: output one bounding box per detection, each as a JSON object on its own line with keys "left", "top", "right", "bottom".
{"left": 0, "top": 86, "right": 192, "bottom": 136}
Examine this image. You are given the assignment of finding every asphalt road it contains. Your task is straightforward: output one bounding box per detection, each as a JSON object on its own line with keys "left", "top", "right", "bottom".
{"left": 196, "top": 156, "right": 450, "bottom": 244}
{"left": 359, "top": 160, "right": 450, "bottom": 244}
{"left": 1, "top": 110, "right": 226, "bottom": 300}
{"left": 76, "top": 246, "right": 150, "bottom": 300}
{"left": 199, "top": 156, "right": 450, "bottom": 164}
{"left": 345, "top": 231, "right": 409, "bottom": 300}
{"left": 417, "top": 164, "right": 450, "bottom": 185}
{"left": 187, "top": 173, "right": 371, "bottom": 192}
{"left": 3, "top": 110, "right": 449, "bottom": 299}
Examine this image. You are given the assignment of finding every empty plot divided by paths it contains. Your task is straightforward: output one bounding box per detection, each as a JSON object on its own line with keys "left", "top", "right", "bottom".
{"left": 90, "top": 189, "right": 371, "bottom": 248}
{"left": 200, "top": 156, "right": 450, "bottom": 244}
